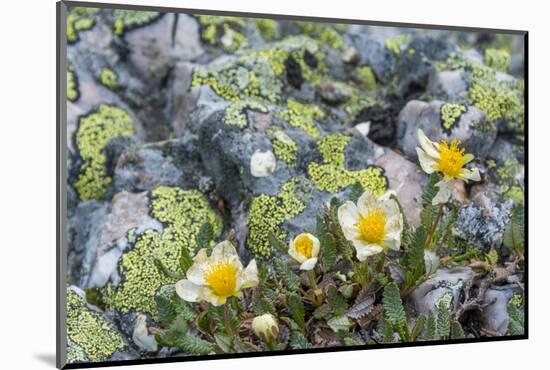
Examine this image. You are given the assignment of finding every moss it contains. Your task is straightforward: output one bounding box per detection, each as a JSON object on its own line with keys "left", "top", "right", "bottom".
{"left": 277, "top": 99, "right": 324, "bottom": 137}
{"left": 100, "top": 68, "right": 118, "bottom": 90}
{"left": 269, "top": 129, "right": 298, "bottom": 166}
{"left": 67, "top": 65, "right": 79, "bottom": 102}
{"left": 104, "top": 187, "right": 222, "bottom": 316}
{"left": 197, "top": 15, "right": 247, "bottom": 52}
{"left": 254, "top": 18, "right": 278, "bottom": 40}
{"left": 66, "top": 289, "right": 125, "bottom": 363}
{"left": 484, "top": 48, "right": 511, "bottom": 72}
{"left": 67, "top": 7, "right": 99, "bottom": 43}
{"left": 74, "top": 105, "right": 134, "bottom": 201}
{"left": 385, "top": 34, "right": 411, "bottom": 56}
{"left": 440, "top": 103, "right": 466, "bottom": 131}
{"left": 247, "top": 179, "right": 306, "bottom": 257}
{"left": 112, "top": 9, "right": 162, "bottom": 35}
{"left": 224, "top": 100, "right": 268, "bottom": 128}
{"left": 192, "top": 36, "right": 327, "bottom": 104}
{"left": 355, "top": 66, "right": 377, "bottom": 89}
{"left": 307, "top": 134, "right": 387, "bottom": 194}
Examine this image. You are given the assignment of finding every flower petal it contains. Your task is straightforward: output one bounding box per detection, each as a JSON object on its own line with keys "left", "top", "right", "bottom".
{"left": 300, "top": 257, "right": 318, "bottom": 271}
{"left": 357, "top": 189, "right": 378, "bottom": 216}
{"left": 416, "top": 147, "right": 437, "bottom": 174}
{"left": 351, "top": 239, "right": 384, "bottom": 261}
{"left": 240, "top": 259, "right": 259, "bottom": 289}
{"left": 211, "top": 240, "right": 238, "bottom": 261}
{"left": 193, "top": 248, "right": 208, "bottom": 263}
{"left": 383, "top": 231, "right": 401, "bottom": 252}
{"left": 338, "top": 201, "right": 361, "bottom": 240}
{"left": 186, "top": 261, "right": 208, "bottom": 286}
{"left": 462, "top": 153, "right": 475, "bottom": 165}
{"left": 417, "top": 129, "right": 440, "bottom": 158}
{"left": 310, "top": 234, "right": 321, "bottom": 258}
{"left": 175, "top": 279, "right": 201, "bottom": 303}
{"left": 288, "top": 246, "right": 307, "bottom": 263}
{"left": 432, "top": 180, "right": 455, "bottom": 205}
{"left": 378, "top": 190, "right": 397, "bottom": 202}
{"left": 459, "top": 167, "right": 481, "bottom": 182}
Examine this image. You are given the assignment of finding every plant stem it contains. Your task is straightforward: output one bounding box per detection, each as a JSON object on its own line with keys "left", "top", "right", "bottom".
{"left": 425, "top": 204, "right": 444, "bottom": 249}
{"left": 223, "top": 301, "right": 234, "bottom": 337}
{"left": 308, "top": 269, "right": 318, "bottom": 290}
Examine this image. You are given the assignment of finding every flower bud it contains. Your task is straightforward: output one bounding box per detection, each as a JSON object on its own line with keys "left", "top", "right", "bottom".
{"left": 251, "top": 314, "right": 279, "bottom": 343}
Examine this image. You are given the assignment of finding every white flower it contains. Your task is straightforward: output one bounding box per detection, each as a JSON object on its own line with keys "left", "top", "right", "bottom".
{"left": 416, "top": 129, "right": 481, "bottom": 205}
{"left": 337, "top": 189, "right": 403, "bottom": 261}
{"left": 175, "top": 241, "right": 258, "bottom": 306}
{"left": 288, "top": 233, "right": 320, "bottom": 270}
{"left": 251, "top": 314, "right": 279, "bottom": 343}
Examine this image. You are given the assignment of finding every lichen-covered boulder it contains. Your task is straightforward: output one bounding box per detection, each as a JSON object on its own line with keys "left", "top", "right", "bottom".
{"left": 396, "top": 99, "right": 496, "bottom": 161}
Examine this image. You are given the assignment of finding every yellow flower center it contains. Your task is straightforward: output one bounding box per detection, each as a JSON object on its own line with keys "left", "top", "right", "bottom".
{"left": 357, "top": 208, "right": 387, "bottom": 244}
{"left": 294, "top": 235, "right": 313, "bottom": 258}
{"left": 204, "top": 260, "right": 239, "bottom": 297}
{"left": 436, "top": 139, "right": 466, "bottom": 178}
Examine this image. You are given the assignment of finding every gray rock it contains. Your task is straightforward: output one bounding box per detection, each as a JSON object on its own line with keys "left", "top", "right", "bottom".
{"left": 396, "top": 100, "right": 496, "bottom": 161}
{"left": 427, "top": 70, "right": 468, "bottom": 100}
{"left": 409, "top": 267, "right": 475, "bottom": 316}
{"left": 482, "top": 284, "right": 522, "bottom": 335}
{"left": 347, "top": 33, "right": 395, "bottom": 82}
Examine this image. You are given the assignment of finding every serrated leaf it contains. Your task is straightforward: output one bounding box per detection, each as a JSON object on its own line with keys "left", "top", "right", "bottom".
{"left": 507, "top": 300, "right": 524, "bottom": 336}
{"left": 425, "top": 310, "right": 437, "bottom": 340}
{"left": 382, "top": 283, "right": 406, "bottom": 327}
{"left": 176, "top": 334, "right": 213, "bottom": 355}
{"left": 436, "top": 300, "right": 451, "bottom": 338}
{"left": 268, "top": 232, "right": 288, "bottom": 253}
{"left": 195, "top": 222, "right": 214, "bottom": 252}
{"left": 289, "top": 331, "right": 312, "bottom": 349}
{"left": 410, "top": 315, "right": 426, "bottom": 341}
{"left": 313, "top": 304, "right": 332, "bottom": 319}
{"left": 274, "top": 259, "right": 300, "bottom": 292}
{"left": 336, "top": 330, "right": 360, "bottom": 346}
{"left": 451, "top": 321, "right": 465, "bottom": 339}
{"left": 162, "top": 316, "right": 188, "bottom": 347}
{"left": 327, "top": 315, "right": 352, "bottom": 332}
{"left": 328, "top": 287, "right": 348, "bottom": 316}
{"left": 347, "top": 294, "right": 375, "bottom": 319}
{"left": 179, "top": 247, "right": 193, "bottom": 275}
{"left": 320, "top": 233, "right": 337, "bottom": 272}
{"left": 503, "top": 204, "right": 525, "bottom": 255}
{"left": 349, "top": 182, "right": 364, "bottom": 203}
{"left": 379, "top": 318, "right": 394, "bottom": 343}
{"left": 214, "top": 333, "right": 233, "bottom": 353}
{"left": 252, "top": 297, "right": 277, "bottom": 316}
{"left": 154, "top": 258, "right": 184, "bottom": 280}
{"left": 288, "top": 294, "right": 305, "bottom": 329}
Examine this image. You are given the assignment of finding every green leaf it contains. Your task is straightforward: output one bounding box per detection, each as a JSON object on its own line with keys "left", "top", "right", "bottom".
{"left": 422, "top": 173, "right": 440, "bottom": 207}
{"left": 379, "top": 318, "right": 394, "bottom": 343}
{"left": 214, "top": 333, "right": 233, "bottom": 353}
{"left": 327, "top": 315, "right": 352, "bottom": 332}
{"left": 179, "top": 247, "right": 193, "bottom": 275}
{"left": 268, "top": 232, "right": 288, "bottom": 253}
{"left": 175, "top": 334, "right": 214, "bottom": 355}
{"left": 195, "top": 222, "right": 214, "bottom": 252}
{"left": 327, "top": 287, "right": 348, "bottom": 316}
{"left": 351, "top": 260, "right": 372, "bottom": 287}
{"left": 349, "top": 182, "right": 364, "bottom": 203}
{"left": 451, "top": 321, "right": 465, "bottom": 339}
{"left": 252, "top": 297, "right": 277, "bottom": 316}
{"left": 507, "top": 298, "right": 524, "bottom": 336}
{"left": 274, "top": 259, "right": 300, "bottom": 292}
{"left": 154, "top": 258, "right": 184, "bottom": 280}
{"left": 425, "top": 310, "right": 437, "bottom": 340}
{"left": 320, "top": 233, "right": 337, "bottom": 272}
{"left": 161, "top": 316, "right": 189, "bottom": 347}
{"left": 391, "top": 193, "right": 411, "bottom": 245}
{"left": 410, "top": 315, "right": 426, "bottom": 341}
{"left": 336, "top": 330, "right": 360, "bottom": 346}
{"left": 207, "top": 305, "right": 226, "bottom": 332}
{"left": 503, "top": 204, "right": 525, "bottom": 255}
{"left": 436, "top": 300, "right": 451, "bottom": 339}
{"left": 312, "top": 304, "right": 332, "bottom": 319}
{"left": 288, "top": 294, "right": 305, "bottom": 329}
{"left": 289, "top": 331, "right": 312, "bottom": 349}
{"left": 382, "top": 283, "right": 406, "bottom": 327}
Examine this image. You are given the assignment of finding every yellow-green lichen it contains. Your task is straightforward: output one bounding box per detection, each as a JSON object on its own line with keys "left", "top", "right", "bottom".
{"left": 192, "top": 36, "right": 327, "bottom": 103}
{"left": 100, "top": 68, "right": 118, "bottom": 90}
{"left": 74, "top": 105, "right": 134, "bottom": 201}
{"left": 307, "top": 134, "right": 387, "bottom": 194}
{"left": 67, "top": 65, "right": 79, "bottom": 102}
{"left": 343, "top": 94, "right": 377, "bottom": 118}
{"left": 247, "top": 179, "right": 306, "bottom": 257}
{"left": 254, "top": 18, "right": 278, "bottom": 40}
{"left": 270, "top": 129, "right": 298, "bottom": 166}
{"left": 197, "top": 15, "right": 247, "bottom": 52}
{"left": 224, "top": 100, "right": 268, "bottom": 128}
{"left": 296, "top": 22, "right": 345, "bottom": 50}
{"left": 67, "top": 7, "right": 99, "bottom": 43}
{"left": 440, "top": 103, "right": 466, "bottom": 131}
{"left": 277, "top": 99, "right": 324, "bottom": 137}
{"left": 484, "top": 48, "right": 511, "bottom": 72}
{"left": 103, "top": 187, "right": 222, "bottom": 316}
{"left": 66, "top": 289, "right": 125, "bottom": 363}
{"left": 113, "top": 9, "right": 162, "bottom": 35}
{"left": 385, "top": 34, "right": 411, "bottom": 56}
{"left": 355, "top": 66, "right": 377, "bottom": 90}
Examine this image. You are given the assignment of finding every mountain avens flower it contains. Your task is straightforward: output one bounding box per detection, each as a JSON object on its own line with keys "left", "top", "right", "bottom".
{"left": 252, "top": 313, "right": 279, "bottom": 344}
{"left": 337, "top": 189, "right": 403, "bottom": 260}
{"left": 175, "top": 241, "right": 258, "bottom": 306}
{"left": 416, "top": 129, "right": 481, "bottom": 204}
{"left": 288, "top": 233, "right": 320, "bottom": 270}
